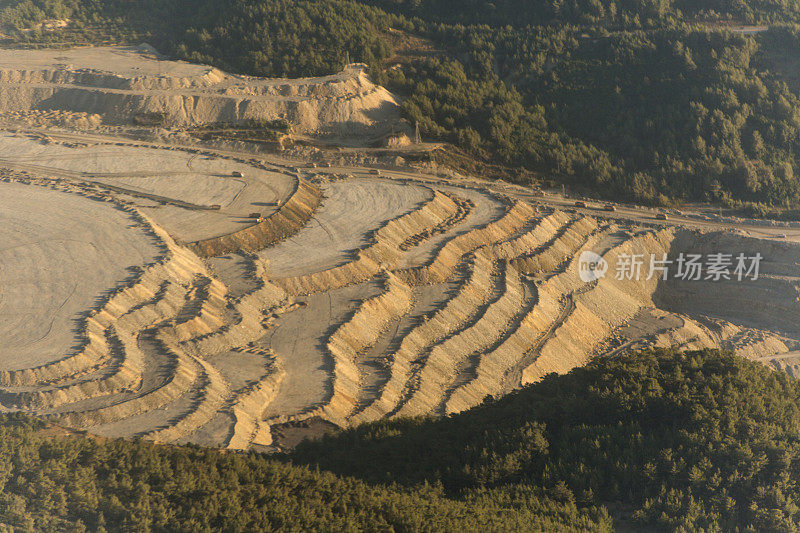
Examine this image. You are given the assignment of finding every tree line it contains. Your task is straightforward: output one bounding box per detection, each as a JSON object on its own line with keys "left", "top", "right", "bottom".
{"left": 291, "top": 348, "right": 800, "bottom": 531}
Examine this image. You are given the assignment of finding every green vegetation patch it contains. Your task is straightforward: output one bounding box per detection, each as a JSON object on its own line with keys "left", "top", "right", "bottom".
{"left": 6, "top": 0, "right": 800, "bottom": 208}
{"left": 292, "top": 349, "right": 800, "bottom": 531}
{"left": 0, "top": 350, "right": 798, "bottom": 530}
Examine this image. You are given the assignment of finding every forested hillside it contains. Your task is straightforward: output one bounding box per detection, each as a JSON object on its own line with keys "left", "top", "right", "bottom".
{"left": 0, "top": 414, "right": 607, "bottom": 531}
{"left": 1, "top": 350, "right": 799, "bottom": 530}
{"left": 292, "top": 349, "right": 800, "bottom": 531}
{"left": 356, "top": 0, "right": 800, "bottom": 27}
{"left": 4, "top": 0, "right": 800, "bottom": 207}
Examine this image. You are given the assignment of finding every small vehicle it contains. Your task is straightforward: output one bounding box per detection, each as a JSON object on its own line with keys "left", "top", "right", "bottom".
{"left": 210, "top": 204, "right": 221, "bottom": 210}
{"left": 655, "top": 213, "right": 668, "bottom": 220}
{"left": 369, "top": 169, "right": 381, "bottom": 175}
{"left": 603, "top": 204, "right": 617, "bottom": 212}
{"left": 574, "top": 201, "right": 587, "bottom": 208}
{"left": 775, "top": 233, "right": 787, "bottom": 239}
{"left": 231, "top": 171, "right": 244, "bottom": 177}
{"left": 307, "top": 163, "right": 318, "bottom": 168}
{"left": 248, "top": 212, "right": 262, "bottom": 219}
{"left": 319, "top": 162, "right": 331, "bottom": 168}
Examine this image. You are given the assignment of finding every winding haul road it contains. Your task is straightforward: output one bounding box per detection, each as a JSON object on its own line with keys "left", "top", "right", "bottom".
{"left": 6, "top": 125, "right": 800, "bottom": 245}
{"left": 2, "top": 123, "right": 800, "bottom": 447}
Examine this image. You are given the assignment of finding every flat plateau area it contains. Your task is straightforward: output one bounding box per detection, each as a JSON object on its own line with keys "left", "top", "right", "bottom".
{"left": 0, "top": 132, "right": 295, "bottom": 242}
{"left": 0, "top": 45, "right": 209, "bottom": 78}
{"left": 0, "top": 180, "right": 158, "bottom": 370}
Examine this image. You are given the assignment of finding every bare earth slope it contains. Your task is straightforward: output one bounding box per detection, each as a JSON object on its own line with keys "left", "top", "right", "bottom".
{"left": 0, "top": 45, "right": 405, "bottom": 137}
{"left": 0, "top": 48, "right": 798, "bottom": 451}
{"left": 0, "top": 180, "right": 159, "bottom": 371}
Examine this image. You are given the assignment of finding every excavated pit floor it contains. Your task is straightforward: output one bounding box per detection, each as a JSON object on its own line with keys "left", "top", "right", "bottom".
{"left": 0, "top": 131, "right": 294, "bottom": 242}
{"left": 0, "top": 180, "right": 159, "bottom": 370}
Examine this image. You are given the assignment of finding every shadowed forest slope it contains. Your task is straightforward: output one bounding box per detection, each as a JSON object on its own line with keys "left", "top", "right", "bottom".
{"left": 290, "top": 349, "right": 800, "bottom": 531}
{"left": 2, "top": 350, "right": 800, "bottom": 530}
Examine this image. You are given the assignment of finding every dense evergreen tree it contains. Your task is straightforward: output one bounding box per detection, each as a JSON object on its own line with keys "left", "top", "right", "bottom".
{"left": 292, "top": 349, "right": 800, "bottom": 531}
{"left": 0, "top": 350, "right": 798, "bottom": 530}
{"left": 0, "top": 415, "right": 606, "bottom": 531}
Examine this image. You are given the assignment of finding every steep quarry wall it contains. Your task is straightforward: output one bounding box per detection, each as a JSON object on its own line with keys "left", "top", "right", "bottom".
{"left": 0, "top": 47, "right": 405, "bottom": 137}
{"left": 274, "top": 190, "right": 463, "bottom": 295}
{"left": 655, "top": 230, "right": 800, "bottom": 338}
{"left": 520, "top": 229, "right": 676, "bottom": 384}
{"left": 188, "top": 178, "right": 322, "bottom": 258}
{"left": 4, "top": 162, "right": 800, "bottom": 451}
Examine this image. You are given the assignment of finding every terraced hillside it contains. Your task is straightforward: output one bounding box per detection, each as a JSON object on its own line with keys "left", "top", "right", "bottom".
{"left": 0, "top": 45, "right": 405, "bottom": 138}
{"left": 0, "top": 41, "right": 799, "bottom": 450}
{"left": 1, "top": 126, "right": 799, "bottom": 451}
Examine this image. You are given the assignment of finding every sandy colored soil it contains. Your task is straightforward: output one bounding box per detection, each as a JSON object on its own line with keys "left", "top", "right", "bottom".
{"left": 0, "top": 131, "right": 295, "bottom": 241}
{"left": 3, "top": 148, "right": 799, "bottom": 449}
{"left": 0, "top": 45, "right": 209, "bottom": 78}
{"left": 262, "top": 281, "right": 383, "bottom": 420}
{"left": 0, "top": 180, "right": 158, "bottom": 371}
{"left": 260, "top": 178, "right": 430, "bottom": 278}
{"left": 0, "top": 48, "right": 799, "bottom": 450}
{"left": 396, "top": 185, "right": 505, "bottom": 268}
{"left": 0, "top": 45, "right": 406, "bottom": 138}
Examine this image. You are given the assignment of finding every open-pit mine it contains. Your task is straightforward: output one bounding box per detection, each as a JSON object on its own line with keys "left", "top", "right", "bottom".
{"left": 2, "top": 46, "right": 800, "bottom": 450}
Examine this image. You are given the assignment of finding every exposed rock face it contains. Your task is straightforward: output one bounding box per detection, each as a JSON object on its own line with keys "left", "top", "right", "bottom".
{"left": 188, "top": 179, "right": 322, "bottom": 258}
{"left": 655, "top": 230, "right": 800, "bottom": 338}
{"left": 0, "top": 46, "right": 405, "bottom": 137}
